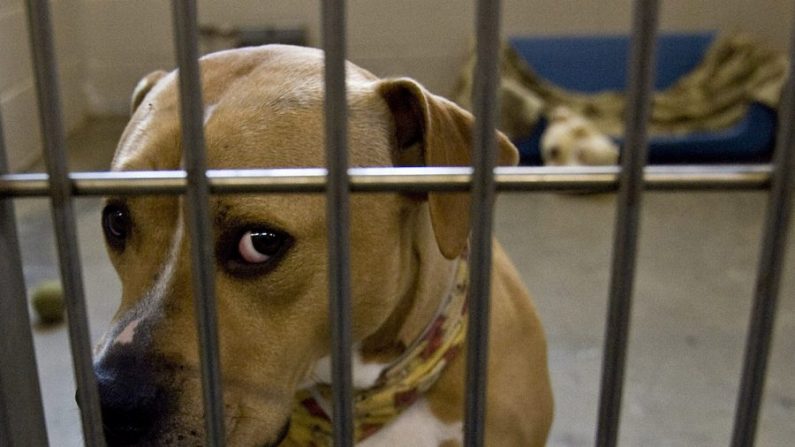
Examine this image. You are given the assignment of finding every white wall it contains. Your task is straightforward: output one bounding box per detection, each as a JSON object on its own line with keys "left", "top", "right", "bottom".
{"left": 78, "top": 0, "right": 794, "bottom": 116}
{"left": 80, "top": 0, "right": 174, "bottom": 115}
{"left": 0, "top": 0, "right": 84, "bottom": 172}
{"left": 1, "top": 0, "right": 43, "bottom": 172}
{"left": 2, "top": 0, "right": 793, "bottom": 171}
{"left": 55, "top": 0, "right": 86, "bottom": 134}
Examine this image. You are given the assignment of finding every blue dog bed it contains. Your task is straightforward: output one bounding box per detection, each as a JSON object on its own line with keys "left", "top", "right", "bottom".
{"left": 508, "top": 32, "right": 777, "bottom": 165}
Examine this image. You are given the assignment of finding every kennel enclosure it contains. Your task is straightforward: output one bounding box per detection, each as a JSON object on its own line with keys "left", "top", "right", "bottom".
{"left": 1, "top": 0, "right": 794, "bottom": 446}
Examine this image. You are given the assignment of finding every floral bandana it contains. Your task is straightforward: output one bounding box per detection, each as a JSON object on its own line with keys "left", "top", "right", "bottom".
{"left": 287, "top": 256, "right": 469, "bottom": 445}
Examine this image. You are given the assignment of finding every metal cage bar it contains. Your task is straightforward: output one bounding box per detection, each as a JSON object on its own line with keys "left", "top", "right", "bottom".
{"left": 464, "top": 0, "right": 502, "bottom": 445}
{"left": 0, "top": 95, "right": 50, "bottom": 446}
{"left": 171, "top": 0, "right": 226, "bottom": 444}
{"left": 321, "top": 0, "right": 355, "bottom": 444}
{"left": 729, "top": 9, "right": 795, "bottom": 446}
{"left": 596, "top": 0, "right": 660, "bottom": 446}
{"left": 0, "top": 165, "right": 776, "bottom": 197}
{"left": 25, "top": 1, "right": 107, "bottom": 445}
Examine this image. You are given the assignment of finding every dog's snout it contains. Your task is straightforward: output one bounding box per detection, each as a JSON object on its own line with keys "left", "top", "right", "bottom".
{"left": 94, "top": 350, "right": 169, "bottom": 445}
{"left": 98, "top": 377, "right": 162, "bottom": 444}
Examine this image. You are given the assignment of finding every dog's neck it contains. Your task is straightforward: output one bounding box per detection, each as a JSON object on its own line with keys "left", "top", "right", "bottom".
{"left": 289, "top": 204, "right": 467, "bottom": 444}
{"left": 290, "top": 255, "right": 467, "bottom": 445}
{"left": 301, "top": 204, "right": 458, "bottom": 388}
{"left": 360, "top": 203, "right": 458, "bottom": 363}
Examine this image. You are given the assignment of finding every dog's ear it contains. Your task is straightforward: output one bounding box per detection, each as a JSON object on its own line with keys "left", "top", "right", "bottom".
{"left": 130, "top": 70, "right": 168, "bottom": 115}
{"left": 377, "top": 78, "right": 519, "bottom": 259}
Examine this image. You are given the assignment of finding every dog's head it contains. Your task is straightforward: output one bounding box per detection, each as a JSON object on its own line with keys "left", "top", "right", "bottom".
{"left": 93, "top": 45, "right": 517, "bottom": 446}
{"left": 540, "top": 106, "right": 619, "bottom": 166}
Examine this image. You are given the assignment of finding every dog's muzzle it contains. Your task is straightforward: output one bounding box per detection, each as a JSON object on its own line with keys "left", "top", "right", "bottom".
{"left": 87, "top": 345, "right": 171, "bottom": 445}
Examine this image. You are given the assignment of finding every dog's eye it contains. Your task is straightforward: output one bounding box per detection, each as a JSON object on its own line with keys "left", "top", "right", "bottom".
{"left": 238, "top": 230, "right": 290, "bottom": 264}
{"left": 218, "top": 225, "right": 293, "bottom": 277}
{"left": 102, "top": 202, "right": 132, "bottom": 250}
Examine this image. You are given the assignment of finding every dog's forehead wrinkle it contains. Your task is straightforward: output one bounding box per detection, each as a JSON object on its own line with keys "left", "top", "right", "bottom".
{"left": 214, "top": 201, "right": 232, "bottom": 225}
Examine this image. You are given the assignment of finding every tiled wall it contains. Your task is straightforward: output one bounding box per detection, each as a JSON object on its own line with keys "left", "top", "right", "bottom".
{"left": 0, "top": 0, "right": 84, "bottom": 172}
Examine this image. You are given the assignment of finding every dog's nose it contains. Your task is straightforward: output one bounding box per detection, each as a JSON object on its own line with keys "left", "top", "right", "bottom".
{"left": 97, "top": 375, "right": 162, "bottom": 444}
{"left": 94, "top": 351, "right": 168, "bottom": 445}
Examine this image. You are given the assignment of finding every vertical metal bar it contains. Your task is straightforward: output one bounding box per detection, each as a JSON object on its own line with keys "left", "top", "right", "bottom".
{"left": 730, "top": 11, "right": 795, "bottom": 447}
{"left": 25, "top": 1, "right": 106, "bottom": 445}
{"left": 171, "top": 1, "right": 225, "bottom": 445}
{"left": 595, "top": 1, "right": 659, "bottom": 446}
{"left": 0, "top": 103, "right": 50, "bottom": 447}
{"left": 464, "top": 0, "right": 502, "bottom": 446}
{"left": 321, "top": 0, "right": 354, "bottom": 445}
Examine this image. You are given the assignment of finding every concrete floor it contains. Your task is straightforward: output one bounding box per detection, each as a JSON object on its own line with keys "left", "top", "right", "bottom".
{"left": 13, "top": 117, "right": 795, "bottom": 446}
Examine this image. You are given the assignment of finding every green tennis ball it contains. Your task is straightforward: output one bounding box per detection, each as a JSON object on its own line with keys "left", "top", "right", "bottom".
{"left": 31, "top": 280, "right": 65, "bottom": 324}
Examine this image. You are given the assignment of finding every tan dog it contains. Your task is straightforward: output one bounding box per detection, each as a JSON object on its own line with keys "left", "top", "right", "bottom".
{"left": 93, "top": 45, "right": 552, "bottom": 446}
{"left": 541, "top": 106, "right": 619, "bottom": 166}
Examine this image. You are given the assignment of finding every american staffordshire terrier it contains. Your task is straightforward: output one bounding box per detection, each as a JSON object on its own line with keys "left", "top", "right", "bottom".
{"left": 93, "top": 44, "right": 552, "bottom": 446}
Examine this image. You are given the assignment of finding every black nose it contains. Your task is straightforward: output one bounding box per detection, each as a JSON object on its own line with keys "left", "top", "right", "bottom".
{"left": 97, "top": 374, "right": 162, "bottom": 444}
{"left": 94, "top": 350, "right": 168, "bottom": 445}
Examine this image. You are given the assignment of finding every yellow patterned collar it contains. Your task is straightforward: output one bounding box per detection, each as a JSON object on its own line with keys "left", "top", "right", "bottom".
{"left": 287, "top": 256, "right": 469, "bottom": 445}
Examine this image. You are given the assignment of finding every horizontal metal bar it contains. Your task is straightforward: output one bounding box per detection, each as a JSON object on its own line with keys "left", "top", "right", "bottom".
{"left": 0, "top": 165, "right": 773, "bottom": 197}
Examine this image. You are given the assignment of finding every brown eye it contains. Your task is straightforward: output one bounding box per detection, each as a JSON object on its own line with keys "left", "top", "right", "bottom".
{"left": 102, "top": 203, "right": 132, "bottom": 251}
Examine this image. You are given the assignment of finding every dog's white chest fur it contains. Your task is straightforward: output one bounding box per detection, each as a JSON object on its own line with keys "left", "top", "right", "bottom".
{"left": 358, "top": 398, "right": 462, "bottom": 446}
{"left": 308, "top": 351, "right": 462, "bottom": 445}
{"left": 308, "top": 349, "right": 389, "bottom": 389}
